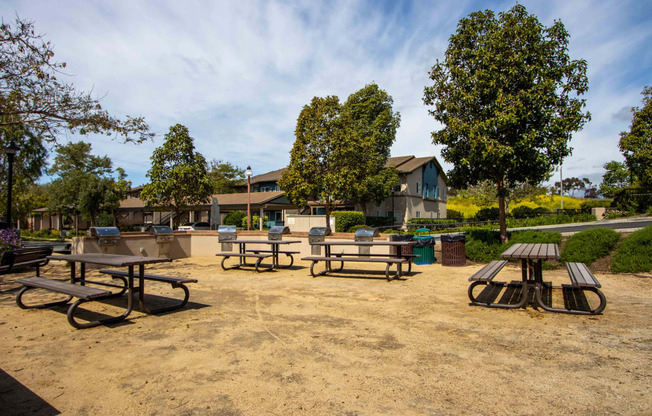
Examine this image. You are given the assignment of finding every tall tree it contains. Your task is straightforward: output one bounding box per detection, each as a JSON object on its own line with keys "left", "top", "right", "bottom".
{"left": 599, "top": 161, "right": 631, "bottom": 197}
{"left": 47, "top": 141, "right": 128, "bottom": 226}
{"left": 341, "top": 83, "right": 401, "bottom": 217}
{"left": 619, "top": 86, "right": 652, "bottom": 187}
{"left": 140, "top": 124, "right": 213, "bottom": 228}
{"left": 0, "top": 123, "right": 47, "bottom": 224}
{"left": 208, "top": 159, "right": 244, "bottom": 194}
{"left": 0, "top": 16, "right": 153, "bottom": 143}
{"left": 279, "top": 96, "right": 347, "bottom": 228}
{"left": 423, "top": 4, "right": 590, "bottom": 242}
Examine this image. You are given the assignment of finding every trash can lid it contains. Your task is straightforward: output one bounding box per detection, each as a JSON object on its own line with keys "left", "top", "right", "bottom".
{"left": 415, "top": 228, "right": 430, "bottom": 236}
{"left": 441, "top": 234, "right": 465, "bottom": 242}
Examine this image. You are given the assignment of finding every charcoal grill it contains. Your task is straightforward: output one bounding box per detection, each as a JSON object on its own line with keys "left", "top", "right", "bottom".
{"left": 218, "top": 225, "right": 237, "bottom": 251}
{"left": 89, "top": 227, "right": 121, "bottom": 246}
{"left": 354, "top": 227, "right": 378, "bottom": 256}
{"left": 149, "top": 225, "right": 174, "bottom": 243}
{"left": 268, "top": 226, "right": 290, "bottom": 241}
{"left": 308, "top": 226, "right": 331, "bottom": 255}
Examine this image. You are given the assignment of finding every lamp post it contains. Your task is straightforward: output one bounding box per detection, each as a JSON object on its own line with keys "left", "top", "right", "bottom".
{"left": 245, "top": 165, "right": 252, "bottom": 231}
{"left": 4, "top": 140, "right": 19, "bottom": 229}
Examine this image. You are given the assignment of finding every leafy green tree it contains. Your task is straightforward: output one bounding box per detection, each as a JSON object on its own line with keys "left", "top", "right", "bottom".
{"left": 0, "top": 17, "right": 153, "bottom": 143}
{"left": 341, "top": 83, "right": 401, "bottom": 217}
{"left": 47, "top": 141, "right": 128, "bottom": 226}
{"left": 279, "top": 96, "right": 346, "bottom": 228}
{"left": 619, "top": 86, "right": 652, "bottom": 187}
{"left": 423, "top": 4, "right": 590, "bottom": 242}
{"left": 208, "top": 159, "right": 244, "bottom": 194}
{"left": 0, "top": 123, "right": 47, "bottom": 225}
{"left": 599, "top": 161, "right": 631, "bottom": 197}
{"left": 140, "top": 124, "right": 213, "bottom": 229}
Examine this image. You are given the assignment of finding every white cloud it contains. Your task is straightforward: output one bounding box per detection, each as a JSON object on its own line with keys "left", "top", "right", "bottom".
{"left": 1, "top": 0, "right": 650, "bottom": 188}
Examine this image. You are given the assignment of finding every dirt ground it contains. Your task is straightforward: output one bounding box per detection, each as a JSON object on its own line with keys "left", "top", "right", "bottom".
{"left": 1, "top": 253, "right": 651, "bottom": 416}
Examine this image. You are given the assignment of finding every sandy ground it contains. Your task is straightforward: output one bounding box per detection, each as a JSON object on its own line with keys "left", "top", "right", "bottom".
{"left": 1, "top": 253, "right": 651, "bottom": 416}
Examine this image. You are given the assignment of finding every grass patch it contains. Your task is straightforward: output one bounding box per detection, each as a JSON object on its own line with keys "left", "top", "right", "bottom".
{"left": 560, "top": 228, "right": 620, "bottom": 265}
{"left": 611, "top": 226, "right": 652, "bottom": 273}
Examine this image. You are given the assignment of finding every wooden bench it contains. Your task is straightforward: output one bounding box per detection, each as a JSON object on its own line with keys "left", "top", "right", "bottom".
{"left": 246, "top": 249, "right": 299, "bottom": 268}
{"left": 15, "top": 276, "right": 125, "bottom": 329}
{"left": 533, "top": 262, "right": 606, "bottom": 315}
{"left": 215, "top": 252, "right": 274, "bottom": 272}
{"left": 0, "top": 246, "right": 53, "bottom": 276}
{"left": 301, "top": 256, "right": 408, "bottom": 281}
{"left": 324, "top": 252, "right": 420, "bottom": 274}
{"left": 99, "top": 269, "right": 198, "bottom": 313}
{"left": 466, "top": 260, "right": 529, "bottom": 308}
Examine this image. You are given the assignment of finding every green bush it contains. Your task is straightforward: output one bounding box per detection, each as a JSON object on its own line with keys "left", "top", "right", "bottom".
{"left": 349, "top": 224, "right": 376, "bottom": 233}
{"left": 464, "top": 230, "right": 504, "bottom": 263}
{"left": 464, "top": 229, "right": 562, "bottom": 263}
{"left": 332, "top": 211, "right": 365, "bottom": 232}
{"left": 474, "top": 207, "right": 500, "bottom": 222}
{"left": 509, "top": 230, "right": 562, "bottom": 245}
{"left": 611, "top": 226, "right": 652, "bottom": 273}
{"left": 560, "top": 228, "right": 620, "bottom": 265}
{"left": 532, "top": 207, "right": 551, "bottom": 216}
{"left": 241, "top": 215, "right": 268, "bottom": 228}
{"left": 446, "top": 209, "right": 464, "bottom": 221}
{"left": 580, "top": 200, "right": 612, "bottom": 212}
{"left": 613, "top": 186, "right": 652, "bottom": 213}
{"left": 365, "top": 216, "right": 395, "bottom": 228}
{"left": 223, "top": 211, "right": 245, "bottom": 226}
{"left": 511, "top": 206, "right": 535, "bottom": 219}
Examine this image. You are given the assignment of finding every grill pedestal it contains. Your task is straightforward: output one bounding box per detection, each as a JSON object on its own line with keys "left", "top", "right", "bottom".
{"left": 149, "top": 226, "right": 174, "bottom": 257}
{"left": 218, "top": 225, "right": 237, "bottom": 251}
{"left": 308, "top": 227, "right": 331, "bottom": 255}
{"left": 354, "top": 227, "right": 379, "bottom": 257}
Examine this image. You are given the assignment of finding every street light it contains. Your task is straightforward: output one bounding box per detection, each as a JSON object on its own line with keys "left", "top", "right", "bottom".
{"left": 245, "top": 165, "right": 253, "bottom": 231}
{"left": 4, "top": 140, "right": 19, "bottom": 229}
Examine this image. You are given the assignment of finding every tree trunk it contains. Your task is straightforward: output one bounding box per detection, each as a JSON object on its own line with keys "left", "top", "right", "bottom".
{"left": 325, "top": 206, "right": 331, "bottom": 231}
{"left": 497, "top": 180, "right": 508, "bottom": 243}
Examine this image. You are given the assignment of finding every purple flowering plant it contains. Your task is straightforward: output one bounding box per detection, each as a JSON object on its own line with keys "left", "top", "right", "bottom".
{"left": 0, "top": 229, "right": 24, "bottom": 253}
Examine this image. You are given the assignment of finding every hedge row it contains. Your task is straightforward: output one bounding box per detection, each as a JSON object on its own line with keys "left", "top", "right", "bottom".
{"left": 560, "top": 228, "right": 620, "bottom": 265}
{"left": 611, "top": 226, "right": 652, "bottom": 273}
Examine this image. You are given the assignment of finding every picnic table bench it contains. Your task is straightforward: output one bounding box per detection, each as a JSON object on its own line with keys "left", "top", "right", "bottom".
{"left": 302, "top": 255, "right": 408, "bottom": 281}
{"left": 16, "top": 276, "right": 119, "bottom": 329}
{"left": 467, "top": 260, "right": 527, "bottom": 308}
{"left": 215, "top": 252, "right": 274, "bottom": 272}
{"left": 99, "top": 269, "right": 198, "bottom": 313}
{"left": 245, "top": 249, "right": 300, "bottom": 268}
{"left": 0, "top": 246, "right": 53, "bottom": 276}
{"left": 533, "top": 262, "right": 607, "bottom": 315}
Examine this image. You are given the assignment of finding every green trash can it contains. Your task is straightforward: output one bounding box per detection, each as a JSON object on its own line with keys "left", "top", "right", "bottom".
{"left": 413, "top": 228, "right": 436, "bottom": 265}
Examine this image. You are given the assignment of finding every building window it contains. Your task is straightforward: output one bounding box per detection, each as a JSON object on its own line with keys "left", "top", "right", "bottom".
{"left": 416, "top": 182, "right": 420, "bottom": 194}
{"left": 376, "top": 210, "right": 383, "bottom": 217}
{"left": 416, "top": 211, "right": 421, "bottom": 218}
{"left": 430, "top": 212, "right": 434, "bottom": 219}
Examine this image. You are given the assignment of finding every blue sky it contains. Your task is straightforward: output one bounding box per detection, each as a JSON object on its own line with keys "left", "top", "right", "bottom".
{"left": 2, "top": 0, "right": 651, "bottom": 188}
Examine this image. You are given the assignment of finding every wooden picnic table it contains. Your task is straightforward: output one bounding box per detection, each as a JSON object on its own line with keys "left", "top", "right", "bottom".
{"left": 216, "top": 239, "right": 301, "bottom": 271}
{"left": 16, "top": 253, "right": 172, "bottom": 328}
{"left": 468, "top": 243, "right": 560, "bottom": 310}
{"left": 303, "top": 240, "right": 418, "bottom": 280}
